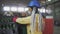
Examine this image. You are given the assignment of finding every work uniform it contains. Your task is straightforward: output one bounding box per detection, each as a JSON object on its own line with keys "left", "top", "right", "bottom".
{"left": 16, "top": 14, "right": 45, "bottom": 34}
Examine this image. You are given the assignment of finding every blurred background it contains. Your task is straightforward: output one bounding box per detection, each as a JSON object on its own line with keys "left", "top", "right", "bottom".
{"left": 0, "top": 0, "right": 60, "bottom": 34}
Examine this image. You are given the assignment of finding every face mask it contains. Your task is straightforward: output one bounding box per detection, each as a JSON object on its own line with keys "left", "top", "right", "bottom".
{"left": 28, "top": 11, "right": 32, "bottom": 15}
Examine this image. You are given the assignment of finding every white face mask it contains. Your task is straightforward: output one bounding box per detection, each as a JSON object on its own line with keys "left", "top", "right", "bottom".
{"left": 28, "top": 11, "right": 32, "bottom": 14}
{"left": 27, "top": 11, "right": 32, "bottom": 16}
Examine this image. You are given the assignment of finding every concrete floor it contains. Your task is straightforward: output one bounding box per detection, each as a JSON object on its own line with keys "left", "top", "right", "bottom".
{"left": 54, "top": 26, "right": 60, "bottom": 34}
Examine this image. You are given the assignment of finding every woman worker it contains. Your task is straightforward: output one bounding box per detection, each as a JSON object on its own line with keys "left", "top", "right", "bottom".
{"left": 16, "top": 7, "right": 45, "bottom": 34}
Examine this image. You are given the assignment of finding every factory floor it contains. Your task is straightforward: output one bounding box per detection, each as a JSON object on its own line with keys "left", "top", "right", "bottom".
{"left": 54, "top": 26, "right": 60, "bottom": 34}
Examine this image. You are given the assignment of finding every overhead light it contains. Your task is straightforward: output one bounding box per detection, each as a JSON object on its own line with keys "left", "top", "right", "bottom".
{"left": 48, "top": 0, "right": 51, "bottom": 1}
{"left": 3, "top": 6, "right": 10, "bottom": 11}
{"left": 18, "top": 7, "right": 24, "bottom": 12}
{"left": 46, "top": 9, "right": 52, "bottom": 14}
{"left": 25, "top": 8, "right": 29, "bottom": 11}
{"left": 38, "top": 7, "right": 46, "bottom": 13}
{"left": 11, "top": 7, "right": 17, "bottom": 11}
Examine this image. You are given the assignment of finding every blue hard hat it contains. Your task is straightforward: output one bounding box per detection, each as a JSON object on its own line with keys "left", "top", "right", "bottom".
{"left": 28, "top": 0, "right": 40, "bottom": 8}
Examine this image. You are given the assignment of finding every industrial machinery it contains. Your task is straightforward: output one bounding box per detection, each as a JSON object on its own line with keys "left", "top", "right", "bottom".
{"left": 0, "top": 22, "right": 18, "bottom": 34}
{"left": 0, "top": 12, "right": 18, "bottom": 34}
